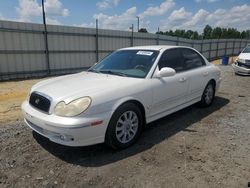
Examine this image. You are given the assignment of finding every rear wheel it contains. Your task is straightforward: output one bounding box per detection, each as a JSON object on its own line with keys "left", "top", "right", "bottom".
{"left": 199, "top": 82, "right": 215, "bottom": 107}
{"left": 105, "top": 103, "right": 143, "bottom": 149}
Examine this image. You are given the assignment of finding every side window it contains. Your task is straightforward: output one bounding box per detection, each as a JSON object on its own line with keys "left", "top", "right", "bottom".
{"left": 158, "top": 49, "right": 184, "bottom": 72}
{"left": 181, "top": 48, "right": 205, "bottom": 70}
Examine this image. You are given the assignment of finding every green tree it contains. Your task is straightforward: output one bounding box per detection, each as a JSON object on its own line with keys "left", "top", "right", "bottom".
{"left": 184, "top": 30, "right": 194, "bottom": 39}
{"left": 221, "top": 28, "right": 228, "bottom": 38}
{"left": 155, "top": 25, "right": 249, "bottom": 40}
{"left": 241, "top": 31, "right": 246, "bottom": 38}
{"left": 203, "top": 25, "right": 213, "bottom": 39}
{"left": 191, "top": 31, "right": 199, "bottom": 40}
{"left": 138, "top": 28, "right": 148, "bottom": 33}
{"left": 174, "top": 29, "right": 185, "bottom": 37}
{"left": 168, "top": 30, "right": 174, "bottom": 36}
{"left": 211, "top": 27, "right": 222, "bottom": 39}
{"left": 246, "top": 30, "right": 250, "bottom": 39}
{"left": 156, "top": 31, "right": 164, "bottom": 35}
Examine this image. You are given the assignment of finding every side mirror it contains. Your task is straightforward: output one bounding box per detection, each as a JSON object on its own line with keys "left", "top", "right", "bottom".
{"left": 157, "top": 67, "right": 176, "bottom": 78}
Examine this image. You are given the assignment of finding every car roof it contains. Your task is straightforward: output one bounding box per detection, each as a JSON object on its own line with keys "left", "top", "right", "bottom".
{"left": 120, "top": 45, "right": 191, "bottom": 51}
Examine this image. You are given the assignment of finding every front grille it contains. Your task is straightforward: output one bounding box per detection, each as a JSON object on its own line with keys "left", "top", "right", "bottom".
{"left": 245, "top": 60, "right": 250, "bottom": 64}
{"left": 29, "top": 92, "right": 51, "bottom": 113}
{"left": 237, "top": 61, "right": 250, "bottom": 69}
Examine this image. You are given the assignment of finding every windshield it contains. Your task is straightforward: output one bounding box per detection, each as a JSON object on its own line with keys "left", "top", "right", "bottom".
{"left": 88, "top": 50, "right": 159, "bottom": 78}
{"left": 242, "top": 46, "right": 250, "bottom": 53}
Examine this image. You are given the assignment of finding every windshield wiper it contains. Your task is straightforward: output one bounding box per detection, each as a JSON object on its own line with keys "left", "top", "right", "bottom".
{"left": 88, "top": 69, "right": 101, "bottom": 73}
{"left": 100, "top": 70, "right": 128, "bottom": 77}
{"left": 88, "top": 69, "right": 128, "bottom": 77}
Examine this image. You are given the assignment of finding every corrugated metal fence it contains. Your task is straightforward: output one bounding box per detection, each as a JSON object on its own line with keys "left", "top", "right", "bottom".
{"left": 0, "top": 20, "right": 249, "bottom": 81}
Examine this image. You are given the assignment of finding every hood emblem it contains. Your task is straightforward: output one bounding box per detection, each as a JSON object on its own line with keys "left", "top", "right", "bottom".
{"left": 35, "top": 98, "right": 40, "bottom": 104}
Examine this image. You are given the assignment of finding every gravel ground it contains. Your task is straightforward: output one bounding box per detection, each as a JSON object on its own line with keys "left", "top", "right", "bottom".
{"left": 0, "top": 65, "right": 250, "bottom": 188}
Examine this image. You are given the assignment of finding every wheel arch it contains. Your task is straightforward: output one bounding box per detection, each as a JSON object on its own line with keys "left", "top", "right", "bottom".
{"left": 208, "top": 79, "right": 216, "bottom": 89}
{"left": 104, "top": 98, "right": 147, "bottom": 149}
{"left": 111, "top": 97, "right": 146, "bottom": 126}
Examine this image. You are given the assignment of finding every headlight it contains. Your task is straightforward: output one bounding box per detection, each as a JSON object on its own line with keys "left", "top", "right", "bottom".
{"left": 54, "top": 97, "right": 91, "bottom": 117}
{"left": 237, "top": 58, "right": 246, "bottom": 63}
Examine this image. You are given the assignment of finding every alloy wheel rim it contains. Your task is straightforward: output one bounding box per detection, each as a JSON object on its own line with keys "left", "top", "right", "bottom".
{"left": 115, "top": 111, "right": 139, "bottom": 144}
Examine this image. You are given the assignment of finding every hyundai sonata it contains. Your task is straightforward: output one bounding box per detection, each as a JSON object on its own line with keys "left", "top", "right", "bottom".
{"left": 22, "top": 45, "right": 221, "bottom": 149}
{"left": 232, "top": 44, "right": 250, "bottom": 75}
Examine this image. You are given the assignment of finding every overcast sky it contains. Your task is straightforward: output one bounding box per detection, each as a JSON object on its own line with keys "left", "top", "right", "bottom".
{"left": 0, "top": 0, "right": 249, "bottom": 33}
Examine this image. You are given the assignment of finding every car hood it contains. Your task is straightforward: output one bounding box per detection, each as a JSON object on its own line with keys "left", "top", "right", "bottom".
{"left": 238, "top": 53, "right": 250, "bottom": 60}
{"left": 31, "top": 72, "right": 142, "bottom": 103}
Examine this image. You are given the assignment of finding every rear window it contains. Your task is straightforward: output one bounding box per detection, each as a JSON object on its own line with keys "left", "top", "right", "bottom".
{"left": 181, "top": 48, "right": 205, "bottom": 70}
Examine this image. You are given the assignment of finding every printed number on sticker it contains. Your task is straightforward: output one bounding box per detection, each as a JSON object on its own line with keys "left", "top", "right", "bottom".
{"left": 136, "top": 51, "right": 153, "bottom": 56}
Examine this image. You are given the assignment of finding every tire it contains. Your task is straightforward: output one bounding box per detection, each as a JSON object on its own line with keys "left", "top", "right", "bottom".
{"left": 198, "top": 81, "right": 215, "bottom": 107}
{"left": 105, "top": 102, "right": 143, "bottom": 149}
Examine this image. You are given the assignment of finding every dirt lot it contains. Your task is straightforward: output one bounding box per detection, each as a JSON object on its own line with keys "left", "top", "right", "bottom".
{"left": 0, "top": 66, "right": 250, "bottom": 188}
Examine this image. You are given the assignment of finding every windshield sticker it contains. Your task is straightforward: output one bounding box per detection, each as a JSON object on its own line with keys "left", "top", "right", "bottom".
{"left": 136, "top": 51, "right": 153, "bottom": 56}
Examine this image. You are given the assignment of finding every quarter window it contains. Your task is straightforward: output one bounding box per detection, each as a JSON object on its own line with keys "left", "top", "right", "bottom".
{"left": 158, "top": 49, "right": 184, "bottom": 72}
{"left": 181, "top": 48, "right": 205, "bottom": 70}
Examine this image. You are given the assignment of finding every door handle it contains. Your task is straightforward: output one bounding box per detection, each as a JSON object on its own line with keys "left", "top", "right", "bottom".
{"left": 179, "top": 77, "right": 187, "bottom": 82}
{"left": 203, "top": 72, "right": 209, "bottom": 76}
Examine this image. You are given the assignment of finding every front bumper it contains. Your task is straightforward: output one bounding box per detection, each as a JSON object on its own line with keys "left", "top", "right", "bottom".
{"left": 232, "top": 63, "right": 250, "bottom": 75}
{"left": 22, "top": 101, "right": 112, "bottom": 146}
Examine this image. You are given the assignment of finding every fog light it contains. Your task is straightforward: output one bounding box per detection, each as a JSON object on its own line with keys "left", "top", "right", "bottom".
{"left": 59, "top": 134, "right": 74, "bottom": 141}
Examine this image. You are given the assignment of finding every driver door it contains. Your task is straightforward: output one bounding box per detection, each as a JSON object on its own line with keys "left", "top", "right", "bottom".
{"left": 149, "top": 48, "right": 189, "bottom": 118}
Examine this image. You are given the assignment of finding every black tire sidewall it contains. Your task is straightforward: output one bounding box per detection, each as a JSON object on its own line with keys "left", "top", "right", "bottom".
{"left": 201, "top": 82, "right": 215, "bottom": 107}
{"left": 105, "top": 103, "right": 143, "bottom": 149}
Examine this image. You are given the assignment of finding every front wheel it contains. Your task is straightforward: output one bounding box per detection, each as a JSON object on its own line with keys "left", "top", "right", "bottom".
{"left": 198, "top": 82, "right": 215, "bottom": 107}
{"left": 105, "top": 103, "right": 143, "bottom": 149}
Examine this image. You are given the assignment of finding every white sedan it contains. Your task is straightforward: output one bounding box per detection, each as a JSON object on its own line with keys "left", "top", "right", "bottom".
{"left": 232, "top": 45, "right": 250, "bottom": 75}
{"left": 22, "top": 45, "right": 221, "bottom": 149}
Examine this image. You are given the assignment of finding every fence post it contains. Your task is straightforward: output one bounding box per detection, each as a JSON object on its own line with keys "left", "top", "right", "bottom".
{"left": 157, "top": 34, "right": 159, "bottom": 45}
{"left": 216, "top": 39, "right": 219, "bottom": 59}
{"left": 157, "top": 27, "right": 160, "bottom": 45}
{"left": 42, "top": 0, "right": 50, "bottom": 75}
{"left": 209, "top": 39, "right": 212, "bottom": 60}
{"left": 176, "top": 37, "right": 179, "bottom": 46}
{"left": 95, "top": 19, "right": 99, "bottom": 62}
{"left": 232, "top": 39, "right": 236, "bottom": 56}
{"left": 224, "top": 40, "right": 228, "bottom": 56}
{"left": 201, "top": 39, "right": 204, "bottom": 54}
{"left": 240, "top": 38, "right": 243, "bottom": 52}
{"left": 130, "top": 24, "right": 134, "bottom": 47}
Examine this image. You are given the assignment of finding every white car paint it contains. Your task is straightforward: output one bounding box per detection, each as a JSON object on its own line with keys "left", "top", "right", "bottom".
{"left": 232, "top": 45, "right": 250, "bottom": 75}
{"left": 22, "top": 45, "right": 221, "bottom": 147}
{"left": 238, "top": 53, "right": 250, "bottom": 60}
